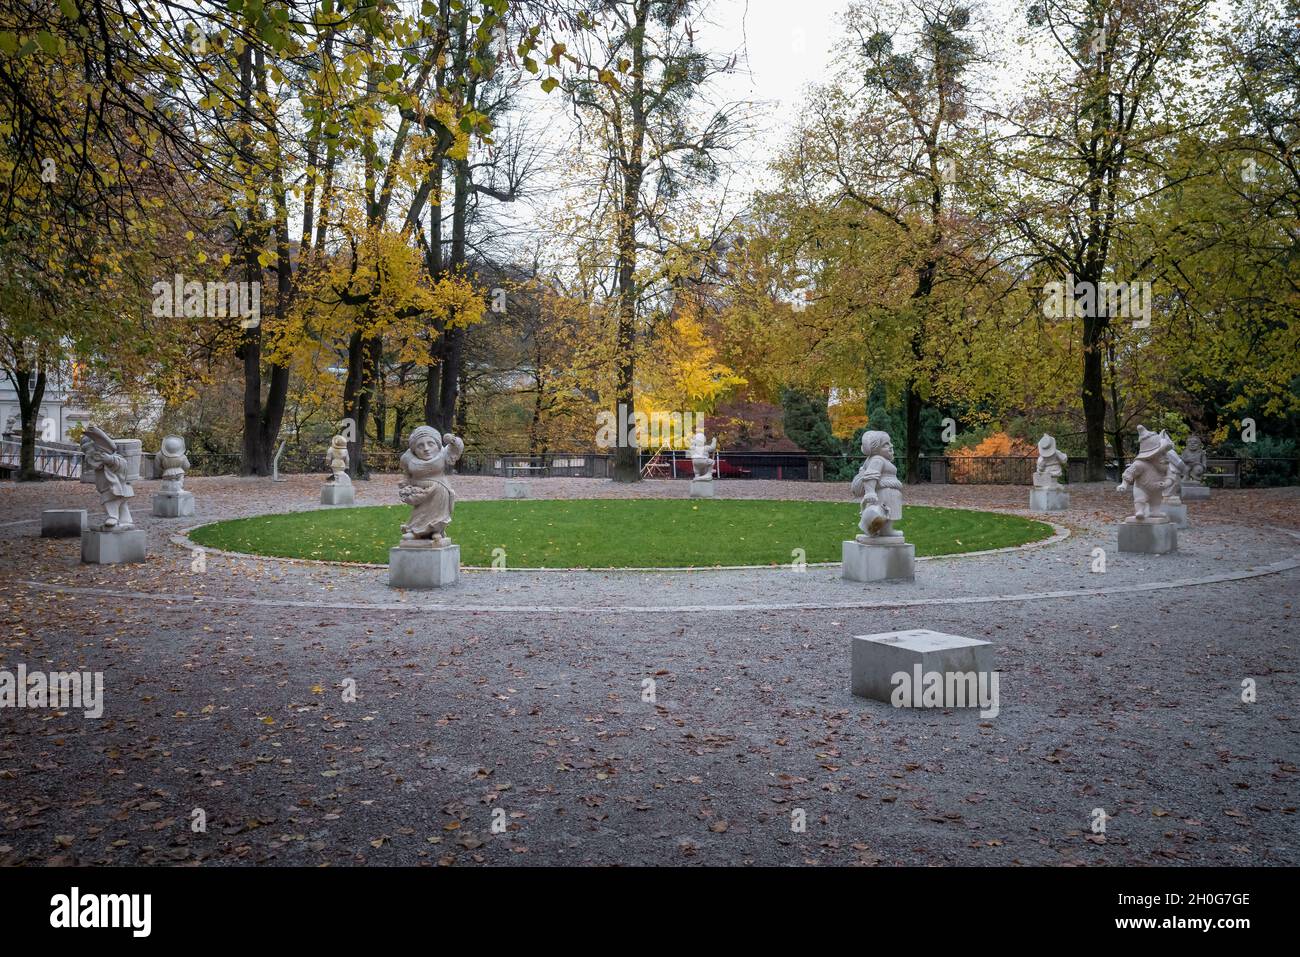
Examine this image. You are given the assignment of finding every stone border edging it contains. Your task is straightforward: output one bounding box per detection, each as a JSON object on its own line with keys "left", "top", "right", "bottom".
{"left": 19, "top": 531, "right": 1299, "bottom": 615}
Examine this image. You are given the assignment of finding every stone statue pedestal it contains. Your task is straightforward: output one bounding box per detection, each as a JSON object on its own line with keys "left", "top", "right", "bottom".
{"left": 1029, "top": 486, "right": 1070, "bottom": 512}
{"left": 152, "top": 490, "right": 195, "bottom": 518}
{"left": 321, "top": 483, "right": 354, "bottom": 506}
{"left": 1181, "top": 483, "right": 1210, "bottom": 501}
{"left": 504, "top": 480, "right": 530, "bottom": 499}
{"left": 1164, "top": 503, "right": 1188, "bottom": 527}
{"left": 388, "top": 541, "right": 459, "bottom": 589}
{"left": 690, "top": 479, "right": 715, "bottom": 498}
{"left": 41, "top": 509, "right": 87, "bottom": 538}
{"left": 842, "top": 537, "right": 914, "bottom": 582}
{"left": 1118, "top": 517, "right": 1177, "bottom": 554}
{"left": 851, "top": 629, "right": 992, "bottom": 704}
{"left": 81, "top": 526, "right": 147, "bottom": 564}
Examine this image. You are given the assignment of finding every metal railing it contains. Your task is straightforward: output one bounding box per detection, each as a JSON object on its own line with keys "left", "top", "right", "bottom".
{"left": 0, "top": 438, "right": 84, "bottom": 479}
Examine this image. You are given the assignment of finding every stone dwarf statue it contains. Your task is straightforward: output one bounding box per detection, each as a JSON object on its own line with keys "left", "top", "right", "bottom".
{"left": 1033, "top": 434, "right": 1068, "bottom": 488}
{"left": 324, "top": 434, "right": 351, "bottom": 485}
{"left": 1161, "top": 431, "right": 1186, "bottom": 505}
{"left": 398, "top": 426, "right": 464, "bottom": 545}
{"left": 155, "top": 435, "right": 191, "bottom": 492}
{"left": 1180, "top": 434, "right": 1208, "bottom": 483}
{"left": 688, "top": 431, "right": 717, "bottom": 480}
{"left": 81, "top": 425, "right": 135, "bottom": 529}
{"left": 1116, "top": 425, "right": 1174, "bottom": 521}
{"left": 850, "top": 429, "right": 904, "bottom": 540}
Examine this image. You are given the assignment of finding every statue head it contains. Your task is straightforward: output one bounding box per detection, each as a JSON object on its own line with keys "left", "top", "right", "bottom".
{"left": 330, "top": 434, "right": 348, "bottom": 450}
{"left": 1134, "top": 425, "right": 1172, "bottom": 462}
{"left": 1037, "top": 434, "right": 1059, "bottom": 458}
{"left": 860, "top": 430, "right": 894, "bottom": 461}
{"left": 408, "top": 425, "right": 441, "bottom": 461}
{"left": 161, "top": 434, "right": 186, "bottom": 457}
{"left": 1185, "top": 434, "right": 1203, "bottom": 452}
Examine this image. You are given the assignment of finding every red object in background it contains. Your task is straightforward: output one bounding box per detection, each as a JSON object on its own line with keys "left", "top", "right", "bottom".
{"left": 672, "top": 457, "right": 752, "bottom": 479}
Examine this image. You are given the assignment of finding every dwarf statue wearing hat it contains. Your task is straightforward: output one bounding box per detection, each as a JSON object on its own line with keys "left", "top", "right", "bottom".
{"left": 82, "top": 426, "right": 136, "bottom": 528}
{"left": 851, "top": 430, "right": 904, "bottom": 540}
{"left": 688, "top": 431, "right": 717, "bottom": 481}
{"left": 1162, "top": 432, "right": 1186, "bottom": 505}
{"left": 1117, "top": 425, "right": 1174, "bottom": 521}
{"left": 1033, "top": 434, "right": 1068, "bottom": 488}
{"left": 398, "top": 426, "right": 465, "bottom": 544}
{"left": 1180, "top": 434, "right": 1207, "bottom": 484}
{"left": 155, "top": 435, "right": 191, "bottom": 493}
{"left": 324, "top": 435, "right": 351, "bottom": 485}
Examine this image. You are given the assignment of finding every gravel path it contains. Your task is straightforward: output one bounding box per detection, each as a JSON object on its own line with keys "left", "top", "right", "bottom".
{"left": 1, "top": 475, "right": 1297, "bottom": 866}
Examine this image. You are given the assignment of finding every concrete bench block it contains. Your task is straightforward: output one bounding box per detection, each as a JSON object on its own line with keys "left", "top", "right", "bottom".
{"left": 1029, "top": 487, "right": 1070, "bottom": 512}
{"left": 1118, "top": 519, "right": 1178, "bottom": 554}
{"left": 504, "top": 480, "right": 530, "bottom": 499}
{"left": 321, "top": 483, "right": 355, "bottom": 506}
{"left": 152, "top": 490, "right": 195, "bottom": 518}
{"left": 41, "top": 509, "right": 87, "bottom": 538}
{"left": 388, "top": 543, "right": 459, "bottom": 589}
{"left": 81, "top": 527, "right": 147, "bottom": 564}
{"left": 842, "top": 538, "right": 914, "bottom": 582}
{"left": 689, "top": 479, "right": 715, "bottom": 498}
{"left": 851, "top": 629, "right": 993, "bottom": 706}
{"left": 1181, "top": 484, "right": 1210, "bottom": 501}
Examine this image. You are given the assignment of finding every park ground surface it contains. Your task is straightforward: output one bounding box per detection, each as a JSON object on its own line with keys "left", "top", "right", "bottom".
{"left": 0, "top": 474, "right": 1297, "bottom": 866}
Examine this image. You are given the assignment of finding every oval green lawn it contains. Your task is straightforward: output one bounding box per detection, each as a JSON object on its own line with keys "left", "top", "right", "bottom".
{"left": 187, "top": 499, "right": 1054, "bottom": 568}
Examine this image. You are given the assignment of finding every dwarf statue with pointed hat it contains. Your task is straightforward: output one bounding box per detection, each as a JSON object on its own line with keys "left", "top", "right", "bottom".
{"left": 1162, "top": 431, "right": 1186, "bottom": 505}
{"left": 82, "top": 425, "right": 136, "bottom": 529}
{"left": 1033, "top": 434, "right": 1068, "bottom": 488}
{"left": 1116, "top": 425, "right": 1174, "bottom": 521}
{"left": 398, "top": 426, "right": 465, "bottom": 544}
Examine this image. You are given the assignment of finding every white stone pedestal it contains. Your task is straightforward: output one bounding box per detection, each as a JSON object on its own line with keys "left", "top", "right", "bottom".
{"left": 152, "top": 490, "right": 195, "bottom": 517}
{"left": 1029, "top": 486, "right": 1070, "bottom": 512}
{"left": 1163, "top": 503, "right": 1188, "bottom": 527}
{"left": 1118, "top": 518, "right": 1178, "bottom": 554}
{"left": 504, "top": 480, "right": 530, "bottom": 499}
{"left": 1181, "top": 483, "right": 1210, "bottom": 501}
{"left": 321, "top": 483, "right": 354, "bottom": 505}
{"left": 81, "top": 527, "right": 147, "bottom": 564}
{"left": 388, "top": 542, "right": 460, "bottom": 589}
{"left": 41, "top": 509, "right": 87, "bottom": 538}
{"left": 690, "top": 479, "right": 715, "bottom": 498}
{"left": 842, "top": 538, "right": 915, "bottom": 582}
{"left": 851, "top": 629, "right": 993, "bottom": 704}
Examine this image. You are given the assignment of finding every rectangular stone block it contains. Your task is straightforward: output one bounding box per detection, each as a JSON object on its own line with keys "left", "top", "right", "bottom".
{"left": 842, "top": 539, "right": 914, "bottom": 582}
{"left": 321, "top": 483, "right": 355, "bottom": 506}
{"left": 1181, "top": 484, "right": 1210, "bottom": 501}
{"left": 852, "top": 629, "right": 993, "bottom": 705}
{"left": 81, "top": 527, "right": 147, "bottom": 564}
{"left": 388, "top": 543, "right": 460, "bottom": 589}
{"left": 1163, "top": 503, "right": 1188, "bottom": 528}
{"left": 504, "top": 480, "right": 530, "bottom": 499}
{"left": 1029, "top": 487, "right": 1070, "bottom": 512}
{"left": 689, "top": 479, "right": 715, "bottom": 498}
{"left": 41, "top": 509, "right": 87, "bottom": 538}
{"left": 1118, "top": 520, "right": 1178, "bottom": 554}
{"left": 152, "top": 490, "right": 195, "bottom": 518}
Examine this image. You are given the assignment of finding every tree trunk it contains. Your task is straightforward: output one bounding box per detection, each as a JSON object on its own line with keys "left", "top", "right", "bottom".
{"left": 1081, "top": 311, "right": 1109, "bottom": 480}
{"left": 11, "top": 363, "right": 45, "bottom": 481}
